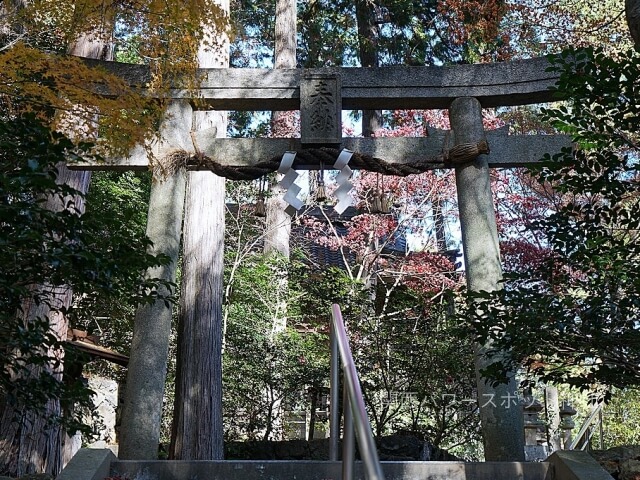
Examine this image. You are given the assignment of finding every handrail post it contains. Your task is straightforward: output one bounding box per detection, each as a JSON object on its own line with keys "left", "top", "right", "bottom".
{"left": 331, "top": 304, "right": 385, "bottom": 480}
{"left": 568, "top": 403, "right": 602, "bottom": 450}
{"left": 329, "top": 316, "right": 340, "bottom": 461}
{"left": 343, "top": 386, "right": 355, "bottom": 480}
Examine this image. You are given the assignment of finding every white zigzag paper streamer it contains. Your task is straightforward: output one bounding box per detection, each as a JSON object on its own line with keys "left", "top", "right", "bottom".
{"left": 278, "top": 151, "right": 303, "bottom": 216}
{"left": 333, "top": 149, "right": 354, "bottom": 214}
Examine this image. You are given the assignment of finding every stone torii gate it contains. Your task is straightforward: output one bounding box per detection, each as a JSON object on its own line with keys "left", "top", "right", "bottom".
{"left": 71, "top": 57, "right": 571, "bottom": 461}
{"left": 78, "top": 57, "right": 568, "bottom": 176}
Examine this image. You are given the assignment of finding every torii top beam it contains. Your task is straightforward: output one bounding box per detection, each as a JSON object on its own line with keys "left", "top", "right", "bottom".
{"left": 87, "top": 56, "right": 560, "bottom": 110}
{"left": 75, "top": 56, "right": 571, "bottom": 174}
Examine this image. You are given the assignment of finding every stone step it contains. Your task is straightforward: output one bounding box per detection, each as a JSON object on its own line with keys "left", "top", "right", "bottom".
{"left": 58, "top": 448, "right": 614, "bottom": 480}
{"left": 112, "top": 459, "right": 550, "bottom": 480}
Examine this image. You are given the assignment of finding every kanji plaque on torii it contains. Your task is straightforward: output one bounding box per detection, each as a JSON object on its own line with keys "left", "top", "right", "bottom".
{"left": 300, "top": 72, "right": 342, "bottom": 145}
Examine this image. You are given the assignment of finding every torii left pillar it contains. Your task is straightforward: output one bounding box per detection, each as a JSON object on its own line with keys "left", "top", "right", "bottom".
{"left": 450, "top": 97, "right": 525, "bottom": 461}
{"left": 119, "top": 100, "right": 191, "bottom": 459}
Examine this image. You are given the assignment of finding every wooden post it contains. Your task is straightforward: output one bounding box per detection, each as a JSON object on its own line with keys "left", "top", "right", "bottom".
{"left": 449, "top": 97, "right": 525, "bottom": 461}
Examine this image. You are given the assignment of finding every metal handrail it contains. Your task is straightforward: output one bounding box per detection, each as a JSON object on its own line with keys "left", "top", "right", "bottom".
{"left": 568, "top": 403, "right": 604, "bottom": 450}
{"left": 329, "top": 304, "right": 385, "bottom": 480}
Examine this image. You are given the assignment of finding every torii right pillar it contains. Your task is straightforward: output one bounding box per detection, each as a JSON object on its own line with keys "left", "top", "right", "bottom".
{"left": 449, "top": 97, "right": 525, "bottom": 461}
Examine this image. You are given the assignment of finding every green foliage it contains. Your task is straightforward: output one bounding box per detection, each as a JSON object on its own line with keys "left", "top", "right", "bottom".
{"left": 73, "top": 171, "right": 153, "bottom": 365}
{"left": 596, "top": 389, "right": 640, "bottom": 447}
{"left": 296, "top": 266, "right": 371, "bottom": 320}
{"left": 292, "top": 263, "right": 480, "bottom": 454}
{"left": 223, "top": 252, "right": 330, "bottom": 440}
{"left": 467, "top": 47, "right": 640, "bottom": 394}
{"left": 0, "top": 113, "right": 171, "bottom": 431}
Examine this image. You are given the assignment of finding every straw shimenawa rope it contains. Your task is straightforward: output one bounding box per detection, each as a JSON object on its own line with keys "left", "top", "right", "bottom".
{"left": 158, "top": 140, "right": 489, "bottom": 181}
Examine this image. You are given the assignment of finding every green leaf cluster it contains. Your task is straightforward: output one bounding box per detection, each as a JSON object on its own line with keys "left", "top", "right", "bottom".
{"left": 223, "top": 253, "right": 330, "bottom": 440}
{"left": 0, "top": 113, "right": 172, "bottom": 432}
{"left": 467, "top": 47, "right": 640, "bottom": 394}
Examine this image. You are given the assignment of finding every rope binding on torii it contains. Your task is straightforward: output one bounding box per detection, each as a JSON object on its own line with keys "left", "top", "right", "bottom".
{"left": 162, "top": 138, "right": 490, "bottom": 181}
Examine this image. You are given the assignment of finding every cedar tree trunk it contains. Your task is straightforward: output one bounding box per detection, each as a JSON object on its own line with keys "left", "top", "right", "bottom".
{"left": 0, "top": 26, "right": 110, "bottom": 474}
{"left": 264, "top": 0, "right": 296, "bottom": 260}
{"left": 169, "top": 10, "right": 229, "bottom": 459}
{"left": 0, "top": 172, "right": 91, "bottom": 476}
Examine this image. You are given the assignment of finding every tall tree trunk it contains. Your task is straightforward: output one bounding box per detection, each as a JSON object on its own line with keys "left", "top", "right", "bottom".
{"left": 355, "top": 0, "right": 380, "bottom": 290}
{"left": 264, "top": 192, "right": 291, "bottom": 259}
{"left": 169, "top": 10, "right": 229, "bottom": 460}
{"left": 355, "top": 0, "right": 381, "bottom": 137}
{"left": 433, "top": 195, "right": 447, "bottom": 252}
{"left": 257, "top": 0, "right": 297, "bottom": 441}
{"left": 264, "top": 0, "right": 296, "bottom": 260}
{"left": 0, "top": 27, "right": 110, "bottom": 475}
{"left": 0, "top": 170, "right": 90, "bottom": 476}
{"left": 0, "top": 287, "right": 72, "bottom": 475}
{"left": 170, "top": 167, "right": 226, "bottom": 459}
